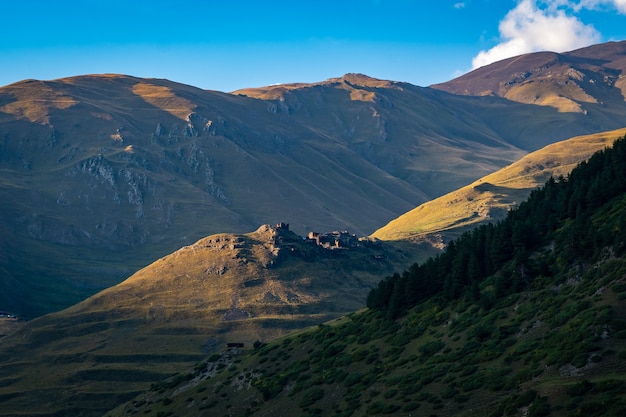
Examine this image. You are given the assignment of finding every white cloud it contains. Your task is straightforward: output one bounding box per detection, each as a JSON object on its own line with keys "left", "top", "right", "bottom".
{"left": 454, "top": 2, "right": 466, "bottom": 8}
{"left": 601, "top": 0, "right": 626, "bottom": 12}
{"left": 526, "top": 1, "right": 626, "bottom": 14}
{"left": 569, "top": 0, "right": 626, "bottom": 13}
{"left": 614, "top": 0, "right": 626, "bottom": 11}
{"left": 471, "top": 0, "right": 602, "bottom": 69}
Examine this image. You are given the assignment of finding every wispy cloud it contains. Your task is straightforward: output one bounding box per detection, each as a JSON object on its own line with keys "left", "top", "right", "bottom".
{"left": 454, "top": 2, "right": 466, "bottom": 8}
{"left": 471, "top": 0, "right": 626, "bottom": 69}
{"left": 615, "top": 0, "right": 626, "bottom": 12}
{"left": 565, "top": 0, "right": 626, "bottom": 13}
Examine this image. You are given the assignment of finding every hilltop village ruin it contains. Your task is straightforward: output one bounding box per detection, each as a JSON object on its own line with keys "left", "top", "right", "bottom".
{"left": 274, "top": 222, "right": 377, "bottom": 250}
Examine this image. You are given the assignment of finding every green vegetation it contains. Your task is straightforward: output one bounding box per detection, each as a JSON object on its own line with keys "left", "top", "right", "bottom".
{"left": 109, "top": 262, "right": 626, "bottom": 416}
{"left": 367, "top": 136, "right": 626, "bottom": 319}
{"left": 106, "top": 137, "right": 626, "bottom": 417}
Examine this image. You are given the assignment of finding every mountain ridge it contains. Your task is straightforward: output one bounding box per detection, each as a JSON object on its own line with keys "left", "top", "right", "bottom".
{"left": 432, "top": 40, "right": 626, "bottom": 114}
{"left": 3, "top": 41, "right": 626, "bottom": 320}
{"left": 2, "top": 40, "right": 626, "bottom": 416}
{"left": 372, "top": 127, "right": 626, "bottom": 243}
{"left": 0, "top": 74, "right": 535, "bottom": 317}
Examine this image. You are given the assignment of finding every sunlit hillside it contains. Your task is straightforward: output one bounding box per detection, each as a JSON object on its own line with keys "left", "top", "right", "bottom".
{"left": 107, "top": 137, "right": 626, "bottom": 417}
{"left": 372, "top": 127, "right": 626, "bottom": 243}
{"left": 0, "top": 224, "right": 417, "bottom": 417}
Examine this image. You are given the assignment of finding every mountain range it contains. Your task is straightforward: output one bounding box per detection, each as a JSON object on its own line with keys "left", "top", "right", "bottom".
{"left": 113, "top": 131, "right": 626, "bottom": 417}
{"left": 4, "top": 41, "right": 626, "bottom": 318}
{"left": 1, "top": 40, "right": 626, "bottom": 416}
{"left": 1, "top": 127, "right": 624, "bottom": 417}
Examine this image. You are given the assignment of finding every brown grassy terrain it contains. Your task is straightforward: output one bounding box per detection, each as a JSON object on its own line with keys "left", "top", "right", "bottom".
{"left": 372, "top": 127, "right": 626, "bottom": 243}
{"left": 432, "top": 40, "right": 626, "bottom": 113}
{"left": 5, "top": 45, "right": 626, "bottom": 318}
{"left": 0, "top": 225, "right": 419, "bottom": 417}
{"left": 2, "top": 42, "right": 626, "bottom": 415}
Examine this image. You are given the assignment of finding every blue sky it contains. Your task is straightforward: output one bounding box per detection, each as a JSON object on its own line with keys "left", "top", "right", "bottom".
{"left": 1, "top": 0, "right": 626, "bottom": 92}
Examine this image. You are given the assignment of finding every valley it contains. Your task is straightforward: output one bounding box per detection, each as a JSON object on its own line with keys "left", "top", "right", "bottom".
{"left": 0, "top": 40, "right": 626, "bottom": 417}
{"left": 107, "top": 135, "right": 626, "bottom": 417}
{"left": 4, "top": 52, "right": 626, "bottom": 318}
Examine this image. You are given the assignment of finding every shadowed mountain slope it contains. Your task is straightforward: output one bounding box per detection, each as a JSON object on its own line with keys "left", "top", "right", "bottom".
{"left": 0, "top": 75, "right": 576, "bottom": 317}
{"left": 106, "top": 136, "right": 626, "bottom": 417}
{"left": 3, "top": 41, "right": 626, "bottom": 318}
{"left": 372, "top": 127, "right": 626, "bottom": 243}
{"left": 0, "top": 224, "right": 416, "bottom": 417}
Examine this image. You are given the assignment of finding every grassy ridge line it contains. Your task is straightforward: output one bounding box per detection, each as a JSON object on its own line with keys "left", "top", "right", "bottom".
{"left": 372, "top": 127, "right": 626, "bottom": 242}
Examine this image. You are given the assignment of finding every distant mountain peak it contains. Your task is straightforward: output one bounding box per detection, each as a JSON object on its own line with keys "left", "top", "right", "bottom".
{"left": 432, "top": 40, "right": 626, "bottom": 113}
{"left": 329, "top": 73, "right": 395, "bottom": 88}
{"left": 232, "top": 73, "right": 397, "bottom": 100}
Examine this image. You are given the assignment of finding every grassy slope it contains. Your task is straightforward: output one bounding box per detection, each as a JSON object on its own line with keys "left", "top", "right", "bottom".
{"left": 5, "top": 65, "right": 626, "bottom": 318}
{"left": 106, "top": 195, "right": 626, "bottom": 417}
{"left": 0, "top": 92, "right": 624, "bottom": 416}
{"left": 0, "top": 74, "right": 522, "bottom": 318}
{"left": 372, "top": 128, "right": 626, "bottom": 243}
{"left": 0, "top": 225, "right": 421, "bottom": 417}
{"left": 431, "top": 41, "right": 626, "bottom": 114}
